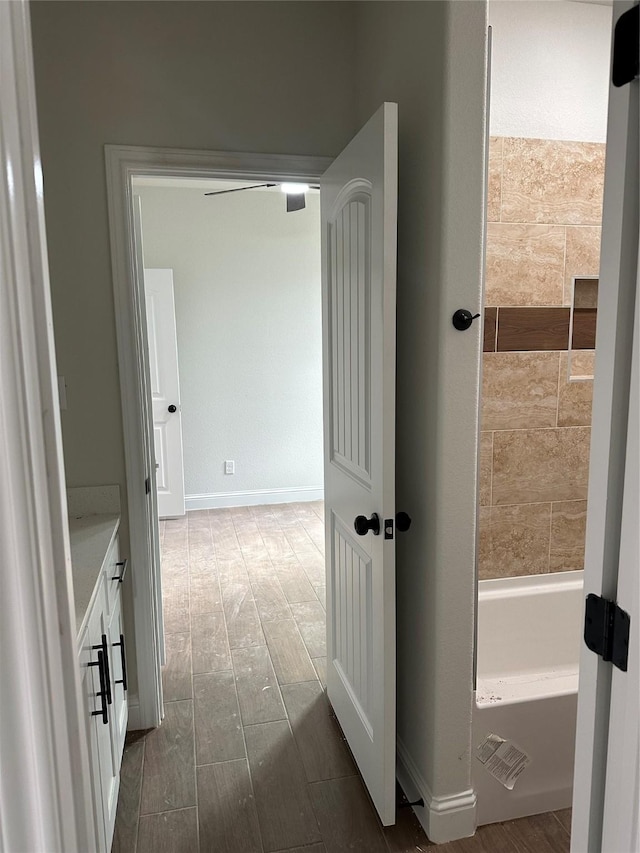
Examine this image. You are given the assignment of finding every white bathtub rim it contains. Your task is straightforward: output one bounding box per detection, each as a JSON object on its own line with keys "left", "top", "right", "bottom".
{"left": 477, "top": 569, "right": 584, "bottom": 601}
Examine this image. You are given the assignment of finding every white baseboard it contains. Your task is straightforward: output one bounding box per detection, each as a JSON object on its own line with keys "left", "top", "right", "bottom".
{"left": 126, "top": 694, "right": 142, "bottom": 731}
{"left": 185, "top": 486, "right": 324, "bottom": 510}
{"left": 396, "top": 737, "right": 477, "bottom": 844}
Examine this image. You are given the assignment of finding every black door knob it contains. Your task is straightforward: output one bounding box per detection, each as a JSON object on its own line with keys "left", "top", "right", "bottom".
{"left": 354, "top": 513, "right": 380, "bottom": 536}
{"left": 396, "top": 512, "right": 412, "bottom": 533}
{"left": 168, "top": 404, "right": 177, "bottom": 413}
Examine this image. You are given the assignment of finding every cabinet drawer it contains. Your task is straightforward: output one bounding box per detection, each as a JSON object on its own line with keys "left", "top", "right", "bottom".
{"left": 105, "top": 534, "right": 126, "bottom": 615}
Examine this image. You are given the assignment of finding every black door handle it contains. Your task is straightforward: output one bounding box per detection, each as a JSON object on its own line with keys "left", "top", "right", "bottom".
{"left": 354, "top": 513, "right": 380, "bottom": 536}
{"left": 113, "top": 634, "right": 128, "bottom": 692}
{"left": 168, "top": 404, "right": 177, "bottom": 413}
{"left": 92, "top": 635, "right": 112, "bottom": 705}
{"left": 396, "top": 512, "right": 412, "bottom": 533}
{"left": 89, "top": 650, "right": 109, "bottom": 725}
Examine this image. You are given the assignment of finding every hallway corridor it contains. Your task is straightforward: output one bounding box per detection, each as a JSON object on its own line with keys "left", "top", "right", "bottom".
{"left": 111, "top": 502, "right": 571, "bottom": 853}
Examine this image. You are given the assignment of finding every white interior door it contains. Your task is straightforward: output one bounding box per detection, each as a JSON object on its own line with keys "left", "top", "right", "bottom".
{"left": 571, "top": 3, "right": 639, "bottom": 848}
{"left": 144, "top": 268, "right": 186, "bottom": 519}
{"left": 321, "top": 102, "right": 398, "bottom": 826}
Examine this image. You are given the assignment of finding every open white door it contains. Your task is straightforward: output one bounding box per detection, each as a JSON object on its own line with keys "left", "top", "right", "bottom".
{"left": 571, "top": 3, "right": 639, "bottom": 849}
{"left": 321, "top": 102, "right": 398, "bottom": 825}
{"left": 144, "top": 268, "right": 186, "bottom": 519}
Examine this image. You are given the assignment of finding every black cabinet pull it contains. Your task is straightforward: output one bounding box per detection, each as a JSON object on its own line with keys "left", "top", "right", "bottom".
{"left": 92, "top": 635, "right": 112, "bottom": 705}
{"left": 89, "top": 650, "right": 109, "bottom": 725}
{"left": 354, "top": 513, "right": 381, "bottom": 536}
{"left": 113, "top": 633, "right": 128, "bottom": 692}
{"left": 112, "top": 557, "right": 128, "bottom": 583}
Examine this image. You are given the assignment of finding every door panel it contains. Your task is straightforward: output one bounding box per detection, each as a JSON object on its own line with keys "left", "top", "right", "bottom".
{"left": 321, "top": 102, "right": 398, "bottom": 826}
{"left": 144, "top": 268, "right": 186, "bottom": 519}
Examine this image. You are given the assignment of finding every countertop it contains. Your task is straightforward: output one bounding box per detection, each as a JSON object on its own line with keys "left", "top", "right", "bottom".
{"left": 68, "top": 513, "right": 120, "bottom": 638}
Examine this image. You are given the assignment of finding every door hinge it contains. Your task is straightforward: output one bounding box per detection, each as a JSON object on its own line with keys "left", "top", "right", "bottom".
{"left": 612, "top": 4, "right": 639, "bottom": 88}
{"left": 145, "top": 476, "right": 151, "bottom": 495}
{"left": 584, "top": 593, "right": 630, "bottom": 672}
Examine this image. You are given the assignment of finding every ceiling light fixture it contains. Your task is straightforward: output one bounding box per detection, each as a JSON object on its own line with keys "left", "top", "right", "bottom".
{"left": 280, "top": 183, "right": 309, "bottom": 195}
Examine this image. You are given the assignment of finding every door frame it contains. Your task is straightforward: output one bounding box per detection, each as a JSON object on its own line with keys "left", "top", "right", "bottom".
{"left": 105, "top": 145, "right": 332, "bottom": 728}
{"left": 0, "top": 1, "right": 93, "bottom": 849}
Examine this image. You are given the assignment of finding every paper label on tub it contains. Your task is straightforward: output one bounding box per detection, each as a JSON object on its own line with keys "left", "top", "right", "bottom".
{"left": 476, "top": 734, "right": 531, "bottom": 790}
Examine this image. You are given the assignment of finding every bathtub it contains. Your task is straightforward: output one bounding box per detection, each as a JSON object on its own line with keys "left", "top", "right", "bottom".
{"left": 473, "top": 570, "right": 583, "bottom": 826}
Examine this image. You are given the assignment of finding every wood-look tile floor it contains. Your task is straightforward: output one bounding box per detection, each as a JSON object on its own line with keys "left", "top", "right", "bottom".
{"left": 112, "top": 502, "right": 572, "bottom": 853}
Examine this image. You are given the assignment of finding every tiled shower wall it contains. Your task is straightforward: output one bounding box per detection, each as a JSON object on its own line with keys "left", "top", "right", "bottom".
{"left": 479, "top": 137, "right": 606, "bottom": 580}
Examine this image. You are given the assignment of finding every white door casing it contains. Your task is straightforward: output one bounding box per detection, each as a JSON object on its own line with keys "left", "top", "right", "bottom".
{"left": 321, "top": 102, "right": 398, "bottom": 826}
{"left": 143, "top": 268, "right": 186, "bottom": 519}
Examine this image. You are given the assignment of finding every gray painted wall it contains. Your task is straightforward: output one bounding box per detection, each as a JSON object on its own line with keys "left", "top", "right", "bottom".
{"left": 137, "top": 185, "right": 323, "bottom": 501}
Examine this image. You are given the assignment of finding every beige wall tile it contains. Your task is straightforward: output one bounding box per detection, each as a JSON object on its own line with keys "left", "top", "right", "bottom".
{"left": 502, "top": 138, "right": 606, "bottom": 225}
{"left": 565, "top": 228, "right": 601, "bottom": 305}
{"left": 550, "top": 500, "right": 587, "bottom": 572}
{"left": 478, "top": 503, "right": 551, "bottom": 579}
{"left": 485, "top": 223, "right": 565, "bottom": 306}
{"left": 569, "top": 349, "right": 595, "bottom": 380}
{"left": 487, "top": 136, "right": 503, "bottom": 223}
{"left": 479, "top": 432, "right": 493, "bottom": 506}
{"left": 558, "top": 352, "right": 594, "bottom": 427}
{"left": 492, "top": 427, "right": 591, "bottom": 505}
{"left": 482, "top": 351, "right": 559, "bottom": 430}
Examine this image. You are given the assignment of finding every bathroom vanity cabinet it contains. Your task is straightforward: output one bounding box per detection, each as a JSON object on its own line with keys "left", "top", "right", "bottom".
{"left": 71, "top": 512, "right": 128, "bottom": 852}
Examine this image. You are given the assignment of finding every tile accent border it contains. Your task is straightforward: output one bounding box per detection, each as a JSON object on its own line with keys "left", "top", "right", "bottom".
{"left": 483, "top": 306, "right": 597, "bottom": 353}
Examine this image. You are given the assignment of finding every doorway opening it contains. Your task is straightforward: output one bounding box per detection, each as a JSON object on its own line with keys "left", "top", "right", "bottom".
{"left": 473, "top": 0, "right": 611, "bottom": 833}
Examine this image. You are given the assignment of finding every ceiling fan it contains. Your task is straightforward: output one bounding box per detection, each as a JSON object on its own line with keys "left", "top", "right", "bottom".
{"left": 204, "top": 182, "right": 319, "bottom": 213}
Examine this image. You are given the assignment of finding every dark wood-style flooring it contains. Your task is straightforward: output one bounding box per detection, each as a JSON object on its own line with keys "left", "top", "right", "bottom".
{"left": 111, "top": 502, "right": 572, "bottom": 853}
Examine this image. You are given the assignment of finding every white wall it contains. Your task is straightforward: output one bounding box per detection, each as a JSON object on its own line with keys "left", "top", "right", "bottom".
{"left": 137, "top": 185, "right": 323, "bottom": 503}
{"left": 489, "top": 0, "right": 612, "bottom": 141}
{"left": 356, "top": 2, "right": 487, "bottom": 841}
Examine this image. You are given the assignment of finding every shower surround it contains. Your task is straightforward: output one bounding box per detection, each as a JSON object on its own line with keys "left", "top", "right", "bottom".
{"left": 479, "top": 137, "right": 605, "bottom": 580}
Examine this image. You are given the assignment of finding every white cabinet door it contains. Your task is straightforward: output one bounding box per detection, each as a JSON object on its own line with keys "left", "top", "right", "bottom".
{"left": 78, "top": 626, "right": 108, "bottom": 853}
{"left": 144, "top": 268, "right": 186, "bottom": 519}
{"left": 321, "top": 102, "right": 398, "bottom": 826}
{"left": 108, "top": 591, "right": 129, "bottom": 765}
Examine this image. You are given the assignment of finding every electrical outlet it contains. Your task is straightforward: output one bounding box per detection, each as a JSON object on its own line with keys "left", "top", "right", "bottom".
{"left": 224, "top": 460, "right": 235, "bottom": 475}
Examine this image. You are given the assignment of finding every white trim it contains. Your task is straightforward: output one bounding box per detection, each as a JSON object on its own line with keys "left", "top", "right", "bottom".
{"left": 125, "top": 694, "right": 142, "bottom": 732}
{"left": 0, "top": 2, "right": 93, "bottom": 849}
{"left": 185, "top": 487, "right": 324, "bottom": 510}
{"left": 396, "top": 738, "right": 477, "bottom": 844}
{"left": 105, "top": 145, "right": 332, "bottom": 729}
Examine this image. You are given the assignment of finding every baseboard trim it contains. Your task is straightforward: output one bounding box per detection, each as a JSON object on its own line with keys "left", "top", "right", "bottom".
{"left": 126, "top": 694, "right": 142, "bottom": 731}
{"left": 185, "top": 487, "right": 324, "bottom": 510}
{"left": 396, "top": 737, "right": 477, "bottom": 844}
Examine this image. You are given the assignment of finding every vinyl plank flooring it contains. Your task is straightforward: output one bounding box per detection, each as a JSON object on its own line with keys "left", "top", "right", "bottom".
{"left": 162, "top": 632, "right": 192, "bottom": 701}
{"left": 232, "top": 645, "right": 287, "bottom": 725}
{"left": 137, "top": 807, "right": 198, "bottom": 853}
{"left": 245, "top": 720, "right": 322, "bottom": 852}
{"left": 503, "top": 812, "right": 571, "bottom": 853}
{"left": 111, "top": 735, "right": 144, "bottom": 853}
{"left": 225, "top": 595, "right": 265, "bottom": 649}
{"left": 312, "top": 657, "right": 327, "bottom": 688}
{"left": 189, "top": 572, "right": 222, "bottom": 614}
{"left": 162, "top": 581, "right": 190, "bottom": 634}
{"left": 191, "top": 611, "right": 231, "bottom": 673}
{"left": 252, "top": 577, "right": 293, "bottom": 621}
{"left": 290, "top": 600, "right": 326, "bottom": 658}
{"left": 263, "top": 618, "right": 318, "bottom": 685}
{"left": 553, "top": 809, "right": 572, "bottom": 835}
{"left": 308, "top": 776, "right": 387, "bottom": 853}
{"left": 281, "top": 681, "right": 356, "bottom": 782}
{"left": 193, "top": 671, "right": 244, "bottom": 765}
{"left": 382, "top": 799, "right": 436, "bottom": 852}
{"left": 140, "top": 700, "right": 196, "bottom": 814}
{"left": 297, "top": 550, "right": 326, "bottom": 585}
{"left": 197, "top": 760, "right": 262, "bottom": 853}
{"left": 275, "top": 563, "right": 318, "bottom": 604}
{"left": 273, "top": 845, "right": 327, "bottom": 853}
